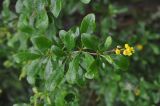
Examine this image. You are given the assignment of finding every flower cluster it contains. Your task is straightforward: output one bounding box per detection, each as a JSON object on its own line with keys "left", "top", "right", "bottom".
{"left": 115, "top": 44, "right": 135, "bottom": 56}
{"left": 136, "top": 44, "right": 143, "bottom": 51}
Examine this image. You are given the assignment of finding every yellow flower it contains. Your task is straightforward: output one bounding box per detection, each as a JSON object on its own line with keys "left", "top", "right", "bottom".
{"left": 136, "top": 44, "right": 143, "bottom": 51}
{"left": 123, "top": 44, "right": 135, "bottom": 56}
{"left": 115, "top": 48, "right": 121, "bottom": 55}
{"left": 123, "top": 49, "right": 132, "bottom": 56}
{"left": 134, "top": 88, "right": 140, "bottom": 96}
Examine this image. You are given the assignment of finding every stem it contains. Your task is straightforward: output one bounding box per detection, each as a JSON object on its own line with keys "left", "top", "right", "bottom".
{"left": 73, "top": 49, "right": 115, "bottom": 56}
{"left": 103, "top": 49, "right": 115, "bottom": 54}
{"left": 86, "top": 52, "right": 97, "bottom": 56}
{"left": 34, "top": 97, "right": 37, "bottom": 106}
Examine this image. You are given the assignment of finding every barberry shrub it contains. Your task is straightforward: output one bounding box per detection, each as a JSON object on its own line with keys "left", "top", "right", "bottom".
{"left": 1, "top": 0, "right": 160, "bottom": 106}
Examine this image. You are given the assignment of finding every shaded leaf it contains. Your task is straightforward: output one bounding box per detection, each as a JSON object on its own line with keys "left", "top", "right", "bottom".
{"left": 81, "top": 33, "right": 98, "bottom": 50}
{"left": 31, "top": 36, "right": 52, "bottom": 50}
{"left": 51, "top": 45, "right": 64, "bottom": 57}
{"left": 112, "top": 55, "right": 129, "bottom": 70}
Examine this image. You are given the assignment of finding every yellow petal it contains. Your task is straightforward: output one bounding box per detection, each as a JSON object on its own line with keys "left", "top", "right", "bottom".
{"left": 125, "top": 44, "right": 130, "bottom": 49}
{"left": 123, "top": 49, "right": 132, "bottom": 56}
{"left": 130, "top": 47, "right": 135, "bottom": 53}
{"left": 115, "top": 48, "right": 121, "bottom": 55}
{"left": 123, "top": 50, "right": 128, "bottom": 55}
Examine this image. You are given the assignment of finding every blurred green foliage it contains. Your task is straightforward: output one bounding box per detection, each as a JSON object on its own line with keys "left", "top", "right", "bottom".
{"left": 0, "top": 0, "right": 160, "bottom": 106}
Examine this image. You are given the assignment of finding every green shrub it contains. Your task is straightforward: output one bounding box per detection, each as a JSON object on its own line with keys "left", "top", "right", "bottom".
{"left": 0, "top": 0, "right": 160, "bottom": 106}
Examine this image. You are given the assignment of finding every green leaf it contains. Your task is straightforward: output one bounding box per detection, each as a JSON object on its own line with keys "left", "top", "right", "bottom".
{"left": 59, "top": 30, "right": 67, "bottom": 37}
{"left": 104, "top": 82, "right": 118, "bottom": 106}
{"left": 150, "top": 44, "right": 160, "bottom": 55}
{"left": 18, "top": 14, "right": 28, "bottom": 29}
{"left": 104, "top": 36, "right": 112, "bottom": 50}
{"left": 46, "top": 65, "right": 64, "bottom": 91}
{"left": 81, "top": 33, "right": 98, "bottom": 50}
{"left": 59, "top": 30, "right": 76, "bottom": 50}
{"left": 82, "top": 53, "right": 97, "bottom": 79}
{"left": 3, "top": 0, "right": 10, "bottom": 8}
{"left": 103, "top": 55, "right": 114, "bottom": 64}
{"left": 15, "top": 0, "right": 23, "bottom": 13}
{"left": 77, "top": 68, "right": 86, "bottom": 86}
{"left": 69, "top": 27, "right": 80, "bottom": 37}
{"left": 51, "top": 45, "right": 64, "bottom": 57}
{"left": 55, "top": 89, "right": 66, "bottom": 106}
{"left": 66, "top": 62, "right": 77, "bottom": 84}
{"left": 18, "top": 14, "right": 34, "bottom": 33}
{"left": 128, "top": 91, "right": 135, "bottom": 102}
{"left": 25, "top": 60, "right": 42, "bottom": 85}
{"left": 35, "top": 10, "right": 49, "bottom": 30}
{"left": 84, "top": 61, "right": 97, "bottom": 79}
{"left": 112, "top": 55, "right": 129, "bottom": 70}
{"left": 34, "top": 0, "right": 46, "bottom": 12}
{"left": 82, "top": 53, "right": 94, "bottom": 67}
{"left": 80, "top": 13, "right": 96, "bottom": 34}
{"left": 66, "top": 55, "right": 80, "bottom": 84}
{"left": 45, "top": 59, "right": 53, "bottom": 80}
{"left": 14, "top": 51, "right": 40, "bottom": 63}
{"left": 27, "top": 76, "right": 35, "bottom": 85}
{"left": 46, "top": 20, "right": 57, "bottom": 39}
{"left": 31, "top": 36, "right": 52, "bottom": 50}
{"left": 13, "top": 103, "right": 30, "bottom": 106}
{"left": 80, "top": 0, "right": 91, "bottom": 4}
{"left": 50, "top": 0, "right": 62, "bottom": 18}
